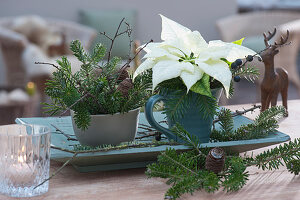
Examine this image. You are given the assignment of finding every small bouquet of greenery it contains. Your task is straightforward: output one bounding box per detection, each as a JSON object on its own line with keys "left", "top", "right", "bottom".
{"left": 42, "top": 19, "right": 152, "bottom": 130}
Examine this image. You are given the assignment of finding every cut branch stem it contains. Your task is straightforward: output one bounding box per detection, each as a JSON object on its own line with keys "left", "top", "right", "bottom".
{"left": 34, "top": 153, "right": 78, "bottom": 190}
{"left": 51, "top": 124, "right": 77, "bottom": 141}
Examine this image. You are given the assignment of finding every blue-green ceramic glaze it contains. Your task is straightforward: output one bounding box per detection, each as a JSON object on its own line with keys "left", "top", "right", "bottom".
{"left": 145, "top": 89, "right": 222, "bottom": 143}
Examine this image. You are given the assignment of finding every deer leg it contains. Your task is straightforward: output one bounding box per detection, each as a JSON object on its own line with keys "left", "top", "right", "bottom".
{"left": 281, "top": 87, "right": 288, "bottom": 117}
{"left": 261, "top": 89, "right": 269, "bottom": 112}
{"left": 270, "top": 92, "right": 278, "bottom": 107}
{"left": 265, "top": 94, "right": 272, "bottom": 110}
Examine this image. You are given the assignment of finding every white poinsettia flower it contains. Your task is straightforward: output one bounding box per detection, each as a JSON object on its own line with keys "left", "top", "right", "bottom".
{"left": 133, "top": 15, "right": 257, "bottom": 97}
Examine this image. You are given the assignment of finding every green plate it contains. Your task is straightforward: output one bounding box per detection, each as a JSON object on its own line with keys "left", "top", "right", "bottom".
{"left": 15, "top": 112, "right": 290, "bottom": 172}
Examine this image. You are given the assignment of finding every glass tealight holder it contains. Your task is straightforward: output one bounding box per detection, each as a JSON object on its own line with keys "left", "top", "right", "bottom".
{"left": 0, "top": 124, "right": 51, "bottom": 197}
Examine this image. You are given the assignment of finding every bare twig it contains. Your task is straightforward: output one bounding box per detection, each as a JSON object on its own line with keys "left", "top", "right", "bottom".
{"left": 138, "top": 126, "right": 156, "bottom": 131}
{"left": 138, "top": 123, "right": 153, "bottom": 128}
{"left": 213, "top": 104, "right": 261, "bottom": 125}
{"left": 37, "top": 141, "right": 179, "bottom": 189}
{"left": 51, "top": 145, "right": 76, "bottom": 154}
{"left": 51, "top": 124, "right": 77, "bottom": 141}
{"left": 135, "top": 132, "right": 161, "bottom": 140}
{"left": 107, "top": 17, "right": 125, "bottom": 63}
{"left": 50, "top": 141, "right": 179, "bottom": 154}
{"left": 35, "top": 61, "right": 77, "bottom": 87}
{"left": 99, "top": 31, "right": 113, "bottom": 41}
{"left": 115, "top": 39, "right": 153, "bottom": 83}
{"left": 35, "top": 62, "right": 59, "bottom": 70}
{"left": 119, "top": 39, "right": 153, "bottom": 72}
{"left": 99, "top": 18, "right": 133, "bottom": 94}
{"left": 125, "top": 22, "right": 134, "bottom": 61}
{"left": 34, "top": 153, "right": 78, "bottom": 190}
{"left": 232, "top": 104, "right": 261, "bottom": 117}
{"left": 59, "top": 93, "right": 90, "bottom": 116}
{"left": 116, "top": 29, "right": 131, "bottom": 37}
{"left": 128, "top": 38, "right": 134, "bottom": 60}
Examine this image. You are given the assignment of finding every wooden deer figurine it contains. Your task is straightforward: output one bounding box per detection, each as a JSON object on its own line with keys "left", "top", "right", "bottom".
{"left": 260, "top": 28, "right": 289, "bottom": 116}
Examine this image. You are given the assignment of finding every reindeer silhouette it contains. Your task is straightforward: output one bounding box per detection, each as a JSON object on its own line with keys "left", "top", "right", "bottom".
{"left": 260, "top": 28, "right": 289, "bottom": 116}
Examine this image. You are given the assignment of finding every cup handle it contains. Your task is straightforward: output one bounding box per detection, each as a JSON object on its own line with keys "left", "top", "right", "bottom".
{"left": 144, "top": 95, "right": 175, "bottom": 139}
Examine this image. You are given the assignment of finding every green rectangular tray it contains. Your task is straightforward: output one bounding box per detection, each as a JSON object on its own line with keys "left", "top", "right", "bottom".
{"left": 15, "top": 112, "right": 290, "bottom": 172}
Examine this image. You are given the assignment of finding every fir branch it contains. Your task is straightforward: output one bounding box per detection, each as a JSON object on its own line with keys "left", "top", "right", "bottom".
{"left": 145, "top": 105, "right": 296, "bottom": 199}
{"left": 194, "top": 93, "right": 218, "bottom": 119}
{"left": 70, "top": 40, "right": 89, "bottom": 64}
{"left": 163, "top": 90, "right": 189, "bottom": 121}
{"left": 246, "top": 138, "right": 300, "bottom": 171}
{"left": 37, "top": 59, "right": 106, "bottom": 115}
{"left": 217, "top": 108, "right": 234, "bottom": 133}
{"left": 222, "top": 157, "right": 249, "bottom": 192}
{"left": 146, "top": 140, "right": 299, "bottom": 199}
{"left": 58, "top": 93, "right": 89, "bottom": 116}
{"left": 146, "top": 148, "right": 250, "bottom": 199}
{"left": 286, "top": 159, "right": 300, "bottom": 175}
{"left": 159, "top": 86, "right": 218, "bottom": 121}
{"left": 165, "top": 173, "right": 215, "bottom": 199}
{"left": 232, "top": 65, "right": 260, "bottom": 82}
{"left": 211, "top": 106, "right": 285, "bottom": 142}
{"left": 172, "top": 123, "right": 203, "bottom": 155}
{"left": 254, "top": 105, "right": 286, "bottom": 125}
{"left": 213, "top": 104, "right": 261, "bottom": 124}
{"left": 162, "top": 152, "right": 197, "bottom": 175}
{"left": 50, "top": 141, "right": 179, "bottom": 154}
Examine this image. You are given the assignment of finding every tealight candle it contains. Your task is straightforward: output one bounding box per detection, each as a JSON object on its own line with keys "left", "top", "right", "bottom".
{"left": 0, "top": 124, "right": 51, "bottom": 197}
{"left": 7, "top": 149, "right": 36, "bottom": 185}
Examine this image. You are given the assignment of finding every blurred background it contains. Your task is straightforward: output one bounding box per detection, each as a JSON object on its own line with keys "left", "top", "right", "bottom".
{"left": 0, "top": 0, "right": 299, "bottom": 124}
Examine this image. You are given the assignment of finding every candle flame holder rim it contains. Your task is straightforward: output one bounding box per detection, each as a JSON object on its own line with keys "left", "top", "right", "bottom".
{"left": 0, "top": 124, "right": 50, "bottom": 137}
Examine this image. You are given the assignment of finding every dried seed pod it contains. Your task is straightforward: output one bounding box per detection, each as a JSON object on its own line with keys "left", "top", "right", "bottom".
{"left": 117, "top": 78, "right": 133, "bottom": 97}
{"left": 205, "top": 147, "right": 225, "bottom": 174}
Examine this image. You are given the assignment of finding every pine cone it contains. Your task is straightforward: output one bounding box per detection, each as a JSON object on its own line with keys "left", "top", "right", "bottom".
{"left": 205, "top": 147, "right": 225, "bottom": 174}
{"left": 117, "top": 66, "right": 130, "bottom": 81}
{"left": 117, "top": 78, "right": 133, "bottom": 97}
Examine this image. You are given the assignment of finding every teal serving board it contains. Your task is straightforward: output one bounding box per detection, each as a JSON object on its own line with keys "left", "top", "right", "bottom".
{"left": 15, "top": 113, "right": 290, "bottom": 172}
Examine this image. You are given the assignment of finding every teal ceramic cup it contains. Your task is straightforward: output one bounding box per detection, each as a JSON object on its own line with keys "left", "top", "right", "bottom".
{"left": 145, "top": 89, "right": 222, "bottom": 143}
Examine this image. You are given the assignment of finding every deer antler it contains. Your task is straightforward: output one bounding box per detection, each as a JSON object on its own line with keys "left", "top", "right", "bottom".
{"left": 263, "top": 28, "right": 277, "bottom": 47}
{"left": 274, "top": 30, "right": 290, "bottom": 46}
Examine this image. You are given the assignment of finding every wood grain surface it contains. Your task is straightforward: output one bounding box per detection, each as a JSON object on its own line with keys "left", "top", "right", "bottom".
{"left": 1, "top": 100, "right": 300, "bottom": 200}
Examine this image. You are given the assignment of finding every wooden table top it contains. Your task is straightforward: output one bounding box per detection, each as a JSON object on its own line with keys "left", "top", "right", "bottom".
{"left": 2, "top": 100, "right": 300, "bottom": 200}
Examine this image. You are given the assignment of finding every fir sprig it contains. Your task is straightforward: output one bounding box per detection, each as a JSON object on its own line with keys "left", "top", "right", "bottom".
{"left": 146, "top": 106, "right": 299, "bottom": 199}
{"left": 232, "top": 65, "right": 260, "bottom": 83}
{"left": 146, "top": 148, "right": 250, "bottom": 199}
{"left": 160, "top": 87, "right": 218, "bottom": 121}
{"left": 147, "top": 137, "right": 300, "bottom": 199}
{"left": 210, "top": 106, "right": 286, "bottom": 142}
{"left": 246, "top": 138, "right": 300, "bottom": 170}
